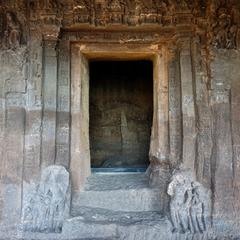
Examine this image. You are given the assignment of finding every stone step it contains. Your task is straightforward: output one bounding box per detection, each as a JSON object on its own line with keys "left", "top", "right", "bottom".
{"left": 62, "top": 206, "right": 171, "bottom": 240}
{"left": 71, "top": 173, "right": 162, "bottom": 214}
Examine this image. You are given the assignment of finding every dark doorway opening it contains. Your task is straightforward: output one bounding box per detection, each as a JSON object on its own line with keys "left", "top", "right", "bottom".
{"left": 89, "top": 60, "right": 153, "bottom": 171}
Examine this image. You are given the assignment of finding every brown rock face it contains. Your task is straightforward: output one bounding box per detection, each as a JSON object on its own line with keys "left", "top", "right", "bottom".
{"left": 0, "top": 0, "right": 240, "bottom": 239}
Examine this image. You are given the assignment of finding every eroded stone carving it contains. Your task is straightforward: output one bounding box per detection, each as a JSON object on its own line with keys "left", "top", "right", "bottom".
{"left": 167, "top": 168, "right": 211, "bottom": 234}
{"left": 22, "top": 166, "right": 70, "bottom": 233}
{"left": 1, "top": 12, "right": 22, "bottom": 49}
{"left": 36, "top": 0, "right": 195, "bottom": 27}
{"left": 209, "top": 1, "right": 240, "bottom": 49}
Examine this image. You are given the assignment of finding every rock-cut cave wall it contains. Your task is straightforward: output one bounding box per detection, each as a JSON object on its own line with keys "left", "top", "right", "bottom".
{"left": 0, "top": 0, "right": 240, "bottom": 238}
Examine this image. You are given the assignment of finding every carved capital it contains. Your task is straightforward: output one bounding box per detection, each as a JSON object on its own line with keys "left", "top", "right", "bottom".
{"left": 167, "top": 43, "right": 179, "bottom": 62}
{"left": 42, "top": 26, "right": 60, "bottom": 42}
{"left": 176, "top": 37, "right": 192, "bottom": 56}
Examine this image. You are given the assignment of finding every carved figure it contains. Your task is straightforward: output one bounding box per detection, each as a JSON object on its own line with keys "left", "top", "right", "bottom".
{"left": 167, "top": 169, "right": 192, "bottom": 233}
{"left": 189, "top": 182, "right": 206, "bottom": 233}
{"left": 176, "top": 0, "right": 189, "bottom": 11}
{"left": 73, "top": 0, "right": 91, "bottom": 24}
{"left": 167, "top": 168, "right": 211, "bottom": 234}
{"left": 22, "top": 166, "right": 70, "bottom": 233}
{"left": 95, "top": 0, "right": 108, "bottom": 26}
{"left": 43, "top": 0, "right": 57, "bottom": 9}
{"left": 3, "top": 12, "right": 21, "bottom": 49}
{"left": 211, "top": 3, "right": 239, "bottom": 49}
{"left": 226, "top": 25, "right": 238, "bottom": 49}
{"left": 167, "top": 0, "right": 176, "bottom": 14}
{"left": 108, "top": 0, "right": 124, "bottom": 24}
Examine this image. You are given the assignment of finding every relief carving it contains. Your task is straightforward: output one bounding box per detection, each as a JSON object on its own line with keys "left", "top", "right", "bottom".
{"left": 73, "top": 0, "right": 92, "bottom": 24}
{"left": 0, "top": 12, "right": 22, "bottom": 49}
{"left": 60, "top": 0, "right": 193, "bottom": 27}
{"left": 209, "top": 1, "right": 240, "bottom": 49}
{"left": 108, "top": 0, "right": 124, "bottom": 24}
{"left": 167, "top": 167, "right": 211, "bottom": 234}
{"left": 22, "top": 166, "right": 70, "bottom": 233}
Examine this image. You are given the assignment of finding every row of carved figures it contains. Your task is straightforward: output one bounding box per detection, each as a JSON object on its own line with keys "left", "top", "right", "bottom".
{"left": 0, "top": 0, "right": 239, "bottom": 49}
{"left": 71, "top": 0, "right": 199, "bottom": 26}
{"left": 30, "top": 0, "right": 194, "bottom": 12}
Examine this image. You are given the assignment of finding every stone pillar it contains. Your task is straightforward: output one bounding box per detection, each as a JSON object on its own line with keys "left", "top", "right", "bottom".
{"left": 231, "top": 51, "right": 240, "bottom": 219}
{"left": 211, "top": 89, "right": 234, "bottom": 229}
{"left": 210, "top": 51, "right": 235, "bottom": 230}
{"left": 41, "top": 37, "right": 58, "bottom": 168}
{"left": 0, "top": 51, "right": 7, "bottom": 224}
{"left": 192, "top": 39, "right": 213, "bottom": 188}
{"left": 24, "top": 30, "right": 43, "bottom": 182}
{"left": 56, "top": 40, "right": 71, "bottom": 168}
{"left": 149, "top": 48, "right": 170, "bottom": 202}
{"left": 179, "top": 39, "right": 197, "bottom": 172}
{"left": 70, "top": 44, "right": 91, "bottom": 192}
{"left": 168, "top": 47, "right": 182, "bottom": 168}
{"left": 0, "top": 48, "right": 27, "bottom": 230}
{"left": 3, "top": 95, "right": 25, "bottom": 227}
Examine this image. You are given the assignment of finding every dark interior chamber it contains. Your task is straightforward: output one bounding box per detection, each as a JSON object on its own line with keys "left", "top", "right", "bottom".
{"left": 89, "top": 60, "right": 153, "bottom": 169}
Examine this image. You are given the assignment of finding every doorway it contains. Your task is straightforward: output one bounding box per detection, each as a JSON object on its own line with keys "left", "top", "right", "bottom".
{"left": 89, "top": 60, "right": 153, "bottom": 171}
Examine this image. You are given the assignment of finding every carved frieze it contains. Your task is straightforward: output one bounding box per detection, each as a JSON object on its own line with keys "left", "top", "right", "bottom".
{"left": 28, "top": 0, "right": 196, "bottom": 28}
{"left": 0, "top": 0, "right": 239, "bottom": 51}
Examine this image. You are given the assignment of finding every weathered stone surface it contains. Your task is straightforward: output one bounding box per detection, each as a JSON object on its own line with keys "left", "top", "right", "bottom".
{"left": 179, "top": 40, "right": 197, "bottom": 172}
{"left": 168, "top": 167, "right": 211, "bottom": 234}
{"left": 72, "top": 174, "right": 162, "bottom": 214}
{"left": 70, "top": 45, "right": 91, "bottom": 192}
{"left": 168, "top": 47, "right": 182, "bottom": 168}
{"left": 56, "top": 40, "right": 71, "bottom": 168}
{"left": 23, "top": 30, "right": 43, "bottom": 183}
{"left": 63, "top": 207, "right": 171, "bottom": 240}
{"left": 41, "top": 40, "right": 58, "bottom": 168}
{"left": 22, "top": 165, "right": 70, "bottom": 233}
{"left": 0, "top": 1, "right": 240, "bottom": 239}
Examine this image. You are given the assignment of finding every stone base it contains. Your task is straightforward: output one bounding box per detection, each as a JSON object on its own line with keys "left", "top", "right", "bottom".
{"left": 2, "top": 210, "right": 240, "bottom": 240}
{"left": 62, "top": 207, "right": 170, "bottom": 240}
{"left": 1, "top": 173, "right": 240, "bottom": 240}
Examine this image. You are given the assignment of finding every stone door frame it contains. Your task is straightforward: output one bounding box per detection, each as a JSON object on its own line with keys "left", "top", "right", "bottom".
{"left": 70, "top": 42, "right": 169, "bottom": 192}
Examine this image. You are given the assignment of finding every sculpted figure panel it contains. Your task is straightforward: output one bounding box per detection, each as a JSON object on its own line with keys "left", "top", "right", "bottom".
{"left": 167, "top": 168, "right": 211, "bottom": 234}
{"left": 0, "top": 12, "right": 22, "bottom": 49}
{"left": 209, "top": 1, "right": 240, "bottom": 49}
{"left": 22, "top": 166, "right": 70, "bottom": 233}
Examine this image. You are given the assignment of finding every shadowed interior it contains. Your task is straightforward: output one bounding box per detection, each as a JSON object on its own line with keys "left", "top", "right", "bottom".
{"left": 89, "top": 60, "right": 153, "bottom": 169}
